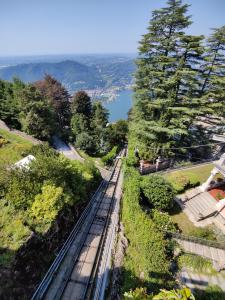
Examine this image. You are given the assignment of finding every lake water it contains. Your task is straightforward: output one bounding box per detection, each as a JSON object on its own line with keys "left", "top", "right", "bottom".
{"left": 104, "top": 90, "right": 133, "bottom": 122}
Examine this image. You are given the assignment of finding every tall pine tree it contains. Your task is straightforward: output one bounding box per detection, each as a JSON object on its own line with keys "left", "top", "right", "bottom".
{"left": 200, "top": 26, "right": 225, "bottom": 116}
{"left": 132, "top": 0, "right": 205, "bottom": 160}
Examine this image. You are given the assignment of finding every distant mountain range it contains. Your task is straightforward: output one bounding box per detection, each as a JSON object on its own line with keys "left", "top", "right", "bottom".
{"left": 0, "top": 55, "right": 136, "bottom": 93}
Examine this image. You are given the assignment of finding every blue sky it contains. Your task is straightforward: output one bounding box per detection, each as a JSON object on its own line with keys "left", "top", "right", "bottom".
{"left": 0, "top": 0, "right": 225, "bottom": 56}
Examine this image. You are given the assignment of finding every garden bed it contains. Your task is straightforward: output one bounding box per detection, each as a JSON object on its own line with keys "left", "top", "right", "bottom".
{"left": 209, "top": 184, "right": 225, "bottom": 201}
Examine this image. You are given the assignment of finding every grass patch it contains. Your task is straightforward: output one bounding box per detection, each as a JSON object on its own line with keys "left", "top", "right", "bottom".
{"left": 164, "top": 164, "right": 222, "bottom": 193}
{"left": 169, "top": 203, "right": 216, "bottom": 240}
{"left": 0, "top": 129, "right": 32, "bottom": 169}
{"left": 178, "top": 253, "right": 217, "bottom": 276}
{"left": 77, "top": 149, "right": 104, "bottom": 167}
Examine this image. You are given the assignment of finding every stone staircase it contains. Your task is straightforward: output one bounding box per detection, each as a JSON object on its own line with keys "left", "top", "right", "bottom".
{"left": 177, "top": 188, "right": 225, "bottom": 232}
{"left": 178, "top": 188, "right": 217, "bottom": 221}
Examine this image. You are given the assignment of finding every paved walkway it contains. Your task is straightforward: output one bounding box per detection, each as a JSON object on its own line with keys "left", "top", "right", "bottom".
{"left": 178, "top": 267, "right": 225, "bottom": 292}
{"left": 176, "top": 238, "right": 225, "bottom": 265}
{"left": 53, "top": 136, "right": 110, "bottom": 179}
{"left": 52, "top": 136, "right": 84, "bottom": 161}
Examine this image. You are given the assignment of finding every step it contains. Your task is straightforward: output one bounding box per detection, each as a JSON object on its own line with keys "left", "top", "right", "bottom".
{"left": 209, "top": 247, "right": 219, "bottom": 261}
{"left": 217, "top": 249, "right": 225, "bottom": 261}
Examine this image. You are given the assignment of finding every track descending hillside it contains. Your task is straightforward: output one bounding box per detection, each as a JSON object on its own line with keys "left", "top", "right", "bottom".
{"left": 32, "top": 150, "right": 125, "bottom": 300}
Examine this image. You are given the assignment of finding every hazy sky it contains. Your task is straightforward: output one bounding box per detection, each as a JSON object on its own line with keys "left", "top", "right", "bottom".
{"left": 0, "top": 0, "right": 225, "bottom": 56}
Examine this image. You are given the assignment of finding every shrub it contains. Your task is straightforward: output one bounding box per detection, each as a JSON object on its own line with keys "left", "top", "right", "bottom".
{"left": 151, "top": 209, "right": 176, "bottom": 232}
{"left": 124, "top": 287, "right": 194, "bottom": 300}
{"left": 141, "top": 175, "right": 175, "bottom": 211}
{"left": 188, "top": 173, "right": 200, "bottom": 188}
{"left": 102, "top": 145, "right": 118, "bottom": 165}
{"left": 216, "top": 192, "right": 224, "bottom": 200}
{"left": 31, "top": 184, "right": 65, "bottom": 228}
{"left": 122, "top": 167, "right": 172, "bottom": 293}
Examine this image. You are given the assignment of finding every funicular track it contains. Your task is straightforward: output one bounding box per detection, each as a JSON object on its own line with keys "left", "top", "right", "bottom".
{"left": 32, "top": 150, "right": 124, "bottom": 300}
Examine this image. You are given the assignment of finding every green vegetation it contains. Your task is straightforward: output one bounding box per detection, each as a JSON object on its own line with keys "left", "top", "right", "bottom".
{"left": 178, "top": 253, "right": 217, "bottom": 276}
{"left": 70, "top": 91, "right": 128, "bottom": 155}
{"left": 142, "top": 175, "right": 175, "bottom": 211}
{"left": 0, "top": 144, "right": 101, "bottom": 266}
{"left": 164, "top": 164, "right": 214, "bottom": 193}
{"left": 0, "top": 58, "right": 135, "bottom": 91}
{"left": 0, "top": 74, "right": 128, "bottom": 161}
{"left": 0, "top": 77, "right": 65, "bottom": 140}
{"left": 164, "top": 172, "right": 199, "bottom": 193}
{"left": 169, "top": 202, "right": 216, "bottom": 240}
{"left": 196, "top": 285, "right": 225, "bottom": 300}
{"left": 101, "top": 146, "right": 118, "bottom": 166}
{"left": 124, "top": 287, "right": 195, "bottom": 299}
{"left": 129, "top": 0, "right": 225, "bottom": 162}
{"left": 121, "top": 166, "right": 173, "bottom": 293}
{"left": 0, "top": 129, "right": 32, "bottom": 169}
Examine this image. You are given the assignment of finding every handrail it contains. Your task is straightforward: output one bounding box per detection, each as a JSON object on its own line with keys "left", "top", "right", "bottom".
{"left": 165, "top": 231, "right": 225, "bottom": 250}
{"left": 32, "top": 154, "right": 120, "bottom": 300}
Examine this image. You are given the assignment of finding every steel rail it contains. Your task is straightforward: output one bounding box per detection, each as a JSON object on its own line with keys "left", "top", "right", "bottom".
{"left": 92, "top": 161, "right": 123, "bottom": 300}
{"left": 53, "top": 157, "right": 121, "bottom": 300}
{"left": 31, "top": 154, "right": 121, "bottom": 300}
{"left": 84, "top": 159, "right": 122, "bottom": 300}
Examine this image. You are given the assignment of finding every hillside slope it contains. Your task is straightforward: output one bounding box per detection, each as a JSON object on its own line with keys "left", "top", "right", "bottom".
{"left": 0, "top": 58, "right": 136, "bottom": 92}
{"left": 0, "top": 60, "right": 105, "bottom": 91}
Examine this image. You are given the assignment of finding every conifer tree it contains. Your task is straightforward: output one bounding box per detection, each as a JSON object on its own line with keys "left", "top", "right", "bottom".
{"left": 132, "top": 0, "right": 205, "bottom": 160}
{"left": 200, "top": 26, "right": 225, "bottom": 116}
{"left": 91, "top": 102, "right": 109, "bottom": 152}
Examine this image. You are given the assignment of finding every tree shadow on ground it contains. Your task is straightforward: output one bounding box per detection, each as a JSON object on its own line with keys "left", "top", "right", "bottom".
{"left": 193, "top": 287, "right": 225, "bottom": 300}
{"left": 0, "top": 200, "right": 88, "bottom": 300}
{"left": 116, "top": 266, "right": 176, "bottom": 298}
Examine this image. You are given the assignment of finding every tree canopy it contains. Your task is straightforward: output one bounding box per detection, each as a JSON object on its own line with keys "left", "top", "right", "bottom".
{"left": 130, "top": 0, "right": 225, "bottom": 161}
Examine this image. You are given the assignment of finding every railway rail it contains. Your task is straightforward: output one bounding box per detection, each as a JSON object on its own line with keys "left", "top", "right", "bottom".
{"left": 32, "top": 150, "right": 124, "bottom": 300}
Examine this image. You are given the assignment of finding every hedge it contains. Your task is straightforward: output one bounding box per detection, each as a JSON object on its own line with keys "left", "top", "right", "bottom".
{"left": 101, "top": 145, "right": 118, "bottom": 165}
{"left": 121, "top": 166, "right": 172, "bottom": 293}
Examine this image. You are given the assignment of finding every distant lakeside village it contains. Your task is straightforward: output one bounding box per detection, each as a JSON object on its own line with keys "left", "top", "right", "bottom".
{"left": 83, "top": 84, "right": 133, "bottom": 103}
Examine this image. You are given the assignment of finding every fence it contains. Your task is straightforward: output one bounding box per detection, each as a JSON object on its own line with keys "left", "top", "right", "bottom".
{"left": 165, "top": 231, "right": 225, "bottom": 250}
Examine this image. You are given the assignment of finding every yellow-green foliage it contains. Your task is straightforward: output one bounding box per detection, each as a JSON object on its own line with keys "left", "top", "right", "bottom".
{"left": 178, "top": 253, "right": 217, "bottom": 276}
{"left": 124, "top": 286, "right": 195, "bottom": 300}
{"left": 122, "top": 166, "right": 171, "bottom": 293}
{"left": 0, "top": 144, "right": 101, "bottom": 266}
{"left": 31, "top": 184, "right": 64, "bottom": 227}
{"left": 102, "top": 146, "right": 118, "bottom": 165}
{"left": 0, "top": 200, "right": 31, "bottom": 266}
{"left": 0, "top": 129, "right": 32, "bottom": 169}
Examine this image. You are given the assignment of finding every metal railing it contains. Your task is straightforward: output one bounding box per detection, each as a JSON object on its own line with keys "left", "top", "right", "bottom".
{"left": 31, "top": 152, "right": 123, "bottom": 300}
{"left": 165, "top": 231, "right": 225, "bottom": 250}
